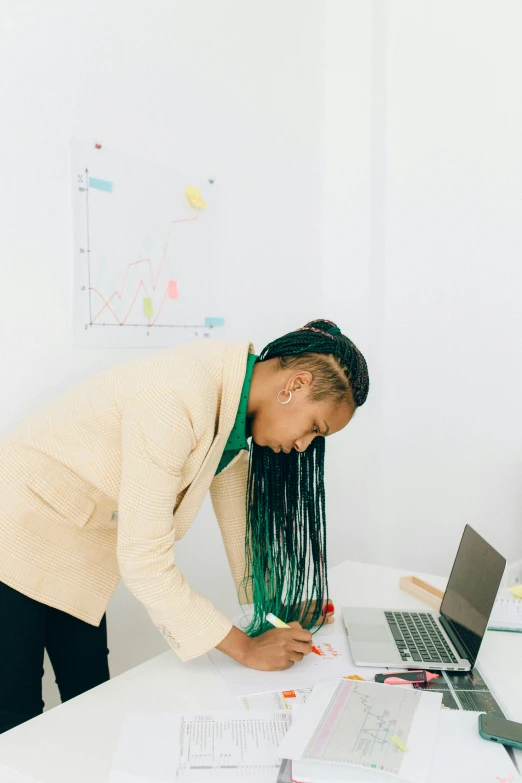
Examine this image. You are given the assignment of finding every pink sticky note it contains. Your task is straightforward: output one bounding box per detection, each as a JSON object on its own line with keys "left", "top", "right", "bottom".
{"left": 168, "top": 280, "right": 179, "bottom": 299}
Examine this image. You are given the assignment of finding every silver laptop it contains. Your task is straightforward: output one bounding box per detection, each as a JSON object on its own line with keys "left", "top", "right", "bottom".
{"left": 342, "top": 525, "right": 506, "bottom": 671}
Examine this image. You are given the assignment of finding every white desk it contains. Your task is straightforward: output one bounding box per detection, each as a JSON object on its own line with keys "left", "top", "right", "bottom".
{"left": 0, "top": 559, "right": 520, "bottom": 782}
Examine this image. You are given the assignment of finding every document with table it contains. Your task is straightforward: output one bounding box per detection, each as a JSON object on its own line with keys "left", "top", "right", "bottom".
{"left": 109, "top": 710, "right": 292, "bottom": 783}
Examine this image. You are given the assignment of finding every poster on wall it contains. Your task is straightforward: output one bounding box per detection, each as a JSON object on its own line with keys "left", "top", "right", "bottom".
{"left": 70, "top": 138, "right": 226, "bottom": 347}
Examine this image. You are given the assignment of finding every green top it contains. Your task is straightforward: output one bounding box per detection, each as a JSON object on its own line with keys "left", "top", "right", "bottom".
{"left": 215, "top": 352, "right": 258, "bottom": 475}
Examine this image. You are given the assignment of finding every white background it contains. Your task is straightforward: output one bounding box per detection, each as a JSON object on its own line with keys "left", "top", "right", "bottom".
{"left": 0, "top": 0, "right": 521, "bottom": 711}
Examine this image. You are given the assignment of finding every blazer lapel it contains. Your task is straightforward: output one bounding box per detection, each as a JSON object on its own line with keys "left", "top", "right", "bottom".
{"left": 173, "top": 340, "right": 255, "bottom": 526}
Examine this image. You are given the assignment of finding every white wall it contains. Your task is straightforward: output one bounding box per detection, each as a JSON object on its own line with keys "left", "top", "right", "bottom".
{"left": 1, "top": 0, "right": 521, "bottom": 713}
{"left": 322, "top": 0, "right": 522, "bottom": 576}
{"left": 0, "top": 0, "right": 325, "bottom": 709}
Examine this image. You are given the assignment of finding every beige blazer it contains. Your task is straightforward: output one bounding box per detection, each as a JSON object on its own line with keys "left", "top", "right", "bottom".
{"left": 0, "top": 339, "right": 254, "bottom": 661}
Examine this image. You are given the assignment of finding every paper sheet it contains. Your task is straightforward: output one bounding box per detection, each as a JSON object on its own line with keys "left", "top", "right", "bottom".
{"left": 290, "top": 758, "right": 398, "bottom": 783}
{"left": 429, "top": 710, "right": 521, "bottom": 783}
{"left": 239, "top": 663, "right": 386, "bottom": 711}
{"left": 209, "top": 632, "right": 379, "bottom": 697}
{"left": 290, "top": 710, "right": 521, "bottom": 783}
{"left": 110, "top": 710, "right": 292, "bottom": 783}
{"left": 278, "top": 678, "right": 441, "bottom": 783}
{"left": 0, "top": 767, "right": 44, "bottom": 783}
{"left": 240, "top": 689, "right": 313, "bottom": 711}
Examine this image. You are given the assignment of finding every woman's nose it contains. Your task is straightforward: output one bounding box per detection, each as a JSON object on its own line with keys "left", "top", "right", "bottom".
{"left": 294, "top": 434, "right": 316, "bottom": 452}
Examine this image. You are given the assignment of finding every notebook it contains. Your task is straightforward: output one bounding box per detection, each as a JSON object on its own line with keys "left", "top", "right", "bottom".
{"left": 488, "top": 588, "right": 522, "bottom": 632}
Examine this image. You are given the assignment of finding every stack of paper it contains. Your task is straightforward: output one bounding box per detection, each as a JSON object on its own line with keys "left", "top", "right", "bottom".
{"left": 108, "top": 690, "right": 521, "bottom": 783}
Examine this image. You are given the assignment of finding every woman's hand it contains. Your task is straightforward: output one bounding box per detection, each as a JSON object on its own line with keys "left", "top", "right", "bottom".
{"left": 243, "top": 621, "right": 313, "bottom": 670}
{"left": 216, "top": 622, "right": 313, "bottom": 671}
{"left": 298, "top": 599, "right": 335, "bottom": 626}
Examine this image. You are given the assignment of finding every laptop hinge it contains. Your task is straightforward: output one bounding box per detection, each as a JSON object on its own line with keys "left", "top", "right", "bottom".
{"left": 439, "top": 614, "right": 470, "bottom": 662}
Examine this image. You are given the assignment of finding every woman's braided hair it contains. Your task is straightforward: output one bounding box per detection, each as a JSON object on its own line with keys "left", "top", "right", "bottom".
{"left": 241, "top": 319, "right": 369, "bottom": 637}
{"left": 259, "top": 318, "right": 369, "bottom": 407}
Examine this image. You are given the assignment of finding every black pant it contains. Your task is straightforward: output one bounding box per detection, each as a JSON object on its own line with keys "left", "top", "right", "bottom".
{"left": 0, "top": 581, "right": 110, "bottom": 734}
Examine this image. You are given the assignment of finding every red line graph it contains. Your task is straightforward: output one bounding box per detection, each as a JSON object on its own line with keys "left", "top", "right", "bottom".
{"left": 90, "top": 214, "right": 198, "bottom": 326}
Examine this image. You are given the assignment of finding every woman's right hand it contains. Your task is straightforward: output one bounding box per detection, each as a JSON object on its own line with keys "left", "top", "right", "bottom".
{"left": 216, "top": 622, "right": 313, "bottom": 671}
{"left": 243, "top": 621, "right": 313, "bottom": 670}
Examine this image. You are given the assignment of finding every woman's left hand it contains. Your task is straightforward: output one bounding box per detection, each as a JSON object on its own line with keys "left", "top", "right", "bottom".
{"left": 298, "top": 599, "right": 335, "bottom": 626}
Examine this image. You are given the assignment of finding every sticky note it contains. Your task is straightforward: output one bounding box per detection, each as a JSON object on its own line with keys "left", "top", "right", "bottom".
{"left": 89, "top": 177, "right": 113, "bottom": 193}
{"left": 185, "top": 185, "right": 207, "bottom": 208}
{"left": 205, "top": 317, "right": 225, "bottom": 327}
{"left": 390, "top": 736, "right": 408, "bottom": 752}
{"left": 143, "top": 298, "right": 154, "bottom": 317}
{"left": 508, "top": 585, "right": 522, "bottom": 599}
{"left": 167, "top": 280, "right": 179, "bottom": 299}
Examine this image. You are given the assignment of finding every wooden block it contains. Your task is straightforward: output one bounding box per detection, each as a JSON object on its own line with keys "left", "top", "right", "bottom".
{"left": 399, "top": 576, "right": 444, "bottom": 611}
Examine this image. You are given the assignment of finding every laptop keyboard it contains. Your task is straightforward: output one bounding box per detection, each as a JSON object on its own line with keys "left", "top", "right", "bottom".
{"left": 385, "top": 611, "right": 459, "bottom": 664}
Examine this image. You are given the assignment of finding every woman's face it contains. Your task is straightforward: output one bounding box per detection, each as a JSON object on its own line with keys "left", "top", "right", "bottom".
{"left": 248, "top": 365, "right": 354, "bottom": 453}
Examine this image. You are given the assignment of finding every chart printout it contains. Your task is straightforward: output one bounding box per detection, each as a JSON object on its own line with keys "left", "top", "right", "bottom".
{"left": 70, "top": 138, "right": 225, "bottom": 348}
{"left": 302, "top": 679, "right": 418, "bottom": 773}
{"left": 278, "top": 678, "right": 441, "bottom": 783}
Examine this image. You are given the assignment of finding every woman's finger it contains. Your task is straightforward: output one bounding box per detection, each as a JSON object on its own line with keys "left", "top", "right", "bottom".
{"left": 322, "top": 600, "right": 335, "bottom": 616}
{"left": 287, "top": 639, "right": 313, "bottom": 656}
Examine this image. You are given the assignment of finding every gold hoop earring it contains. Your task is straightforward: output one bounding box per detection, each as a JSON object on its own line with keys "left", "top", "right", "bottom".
{"left": 277, "top": 389, "right": 292, "bottom": 405}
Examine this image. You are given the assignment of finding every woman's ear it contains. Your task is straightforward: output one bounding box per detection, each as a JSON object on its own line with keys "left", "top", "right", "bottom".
{"left": 290, "top": 371, "right": 313, "bottom": 392}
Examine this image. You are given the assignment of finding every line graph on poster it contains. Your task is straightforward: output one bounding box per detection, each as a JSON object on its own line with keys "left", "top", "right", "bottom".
{"left": 70, "top": 139, "right": 226, "bottom": 347}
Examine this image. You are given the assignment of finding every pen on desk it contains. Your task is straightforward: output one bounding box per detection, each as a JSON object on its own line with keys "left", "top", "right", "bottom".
{"left": 374, "top": 670, "right": 439, "bottom": 685}
{"left": 265, "top": 613, "right": 321, "bottom": 656}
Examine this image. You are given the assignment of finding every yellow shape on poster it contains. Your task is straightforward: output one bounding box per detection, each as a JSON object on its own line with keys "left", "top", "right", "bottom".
{"left": 143, "top": 298, "right": 154, "bottom": 317}
{"left": 185, "top": 185, "right": 207, "bottom": 209}
{"left": 508, "top": 585, "right": 522, "bottom": 599}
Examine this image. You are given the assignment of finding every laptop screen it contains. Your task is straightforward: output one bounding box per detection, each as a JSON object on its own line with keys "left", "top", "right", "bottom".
{"left": 440, "top": 525, "right": 506, "bottom": 665}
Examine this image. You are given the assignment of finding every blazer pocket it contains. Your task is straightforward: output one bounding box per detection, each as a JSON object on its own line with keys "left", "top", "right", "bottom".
{"left": 26, "top": 462, "right": 97, "bottom": 527}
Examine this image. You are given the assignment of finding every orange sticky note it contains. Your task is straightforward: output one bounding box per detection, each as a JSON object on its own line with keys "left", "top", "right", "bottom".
{"left": 185, "top": 185, "right": 207, "bottom": 209}
{"left": 168, "top": 280, "right": 179, "bottom": 299}
{"left": 143, "top": 298, "right": 154, "bottom": 317}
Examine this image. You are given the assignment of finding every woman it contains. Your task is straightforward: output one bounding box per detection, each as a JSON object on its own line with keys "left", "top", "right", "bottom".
{"left": 0, "top": 319, "right": 368, "bottom": 733}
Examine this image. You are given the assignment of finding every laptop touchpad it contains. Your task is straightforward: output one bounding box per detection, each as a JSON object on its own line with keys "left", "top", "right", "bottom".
{"left": 349, "top": 624, "right": 391, "bottom": 643}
